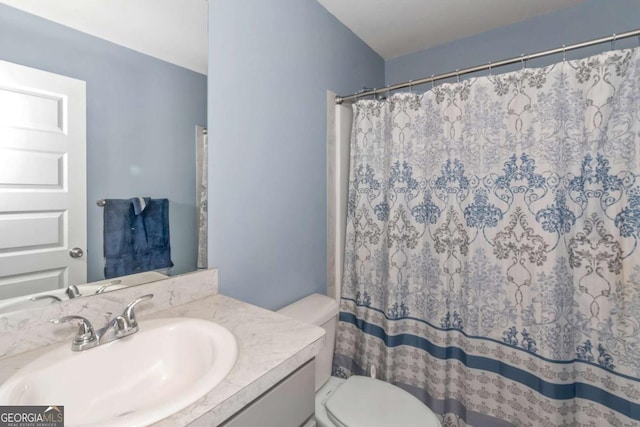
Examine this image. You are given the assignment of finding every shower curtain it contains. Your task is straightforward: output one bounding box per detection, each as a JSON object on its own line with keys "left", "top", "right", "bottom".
{"left": 334, "top": 47, "right": 640, "bottom": 426}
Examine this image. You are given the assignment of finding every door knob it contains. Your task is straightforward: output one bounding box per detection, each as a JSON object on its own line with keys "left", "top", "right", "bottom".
{"left": 69, "top": 247, "right": 84, "bottom": 258}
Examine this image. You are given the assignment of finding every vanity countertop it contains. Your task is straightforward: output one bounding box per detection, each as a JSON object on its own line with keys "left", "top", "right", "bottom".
{"left": 0, "top": 294, "right": 326, "bottom": 427}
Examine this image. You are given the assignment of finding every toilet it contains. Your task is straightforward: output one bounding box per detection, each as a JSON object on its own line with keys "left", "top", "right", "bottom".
{"left": 278, "top": 294, "right": 441, "bottom": 427}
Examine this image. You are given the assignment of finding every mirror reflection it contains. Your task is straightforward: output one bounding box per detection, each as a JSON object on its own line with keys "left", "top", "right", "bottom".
{"left": 0, "top": 2, "right": 208, "bottom": 313}
{"left": 0, "top": 271, "right": 168, "bottom": 314}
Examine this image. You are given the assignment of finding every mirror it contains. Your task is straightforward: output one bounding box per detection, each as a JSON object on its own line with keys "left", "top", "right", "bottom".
{"left": 0, "top": 3, "right": 208, "bottom": 313}
{"left": 0, "top": 272, "right": 170, "bottom": 314}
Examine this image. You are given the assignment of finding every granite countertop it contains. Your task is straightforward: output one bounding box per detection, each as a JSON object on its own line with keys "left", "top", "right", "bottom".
{"left": 0, "top": 294, "right": 326, "bottom": 427}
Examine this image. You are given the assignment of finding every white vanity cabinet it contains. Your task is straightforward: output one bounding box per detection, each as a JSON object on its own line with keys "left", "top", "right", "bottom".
{"left": 191, "top": 359, "right": 316, "bottom": 427}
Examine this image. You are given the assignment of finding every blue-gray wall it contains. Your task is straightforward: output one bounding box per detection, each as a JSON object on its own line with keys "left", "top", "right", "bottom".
{"left": 208, "top": 0, "right": 384, "bottom": 310}
{"left": 386, "top": 0, "right": 640, "bottom": 87}
{"left": 0, "top": 4, "right": 207, "bottom": 281}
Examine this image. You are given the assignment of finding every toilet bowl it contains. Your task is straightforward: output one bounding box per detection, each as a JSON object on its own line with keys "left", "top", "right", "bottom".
{"left": 278, "top": 294, "right": 441, "bottom": 427}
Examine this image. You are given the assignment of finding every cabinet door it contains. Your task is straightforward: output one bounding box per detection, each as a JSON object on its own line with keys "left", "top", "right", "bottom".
{"left": 220, "top": 359, "right": 315, "bottom": 427}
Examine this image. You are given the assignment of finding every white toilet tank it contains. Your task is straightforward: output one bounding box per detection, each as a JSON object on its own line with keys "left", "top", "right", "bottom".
{"left": 278, "top": 293, "right": 339, "bottom": 391}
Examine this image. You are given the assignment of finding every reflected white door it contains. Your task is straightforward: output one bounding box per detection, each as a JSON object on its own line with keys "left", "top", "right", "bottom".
{"left": 0, "top": 60, "right": 86, "bottom": 299}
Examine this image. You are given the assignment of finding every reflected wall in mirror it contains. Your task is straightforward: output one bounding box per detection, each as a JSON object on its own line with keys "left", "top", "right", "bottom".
{"left": 0, "top": 3, "right": 207, "bottom": 312}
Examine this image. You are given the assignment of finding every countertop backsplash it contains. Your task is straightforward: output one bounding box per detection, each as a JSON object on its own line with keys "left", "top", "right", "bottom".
{"left": 0, "top": 269, "right": 218, "bottom": 360}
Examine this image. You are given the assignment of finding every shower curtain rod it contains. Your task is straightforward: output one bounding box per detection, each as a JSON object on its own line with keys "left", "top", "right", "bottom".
{"left": 335, "top": 28, "right": 640, "bottom": 105}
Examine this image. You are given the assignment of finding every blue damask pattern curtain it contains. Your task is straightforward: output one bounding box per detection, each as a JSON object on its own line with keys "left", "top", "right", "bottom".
{"left": 334, "top": 47, "right": 640, "bottom": 426}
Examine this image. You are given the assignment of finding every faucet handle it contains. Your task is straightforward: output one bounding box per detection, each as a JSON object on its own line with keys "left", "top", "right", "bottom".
{"left": 122, "top": 294, "right": 154, "bottom": 329}
{"left": 50, "top": 315, "right": 98, "bottom": 351}
{"left": 95, "top": 279, "right": 122, "bottom": 294}
{"left": 31, "top": 295, "right": 62, "bottom": 303}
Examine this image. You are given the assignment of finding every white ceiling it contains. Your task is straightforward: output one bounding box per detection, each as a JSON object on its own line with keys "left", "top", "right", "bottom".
{"left": 0, "top": 0, "right": 208, "bottom": 75}
{"left": 317, "top": 0, "right": 584, "bottom": 60}
{"left": 0, "top": 1, "right": 585, "bottom": 74}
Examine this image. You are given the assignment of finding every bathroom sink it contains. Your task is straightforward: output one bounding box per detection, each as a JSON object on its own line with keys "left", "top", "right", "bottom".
{"left": 0, "top": 317, "right": 238, "bottom": 426}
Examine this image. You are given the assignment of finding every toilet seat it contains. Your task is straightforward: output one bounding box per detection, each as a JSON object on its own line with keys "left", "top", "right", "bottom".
{"left": 322, "top": 376, "right": 440, "bottom": 427}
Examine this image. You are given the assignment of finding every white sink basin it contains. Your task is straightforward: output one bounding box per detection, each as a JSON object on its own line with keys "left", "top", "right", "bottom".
{"left": 0, "top": 318, "right": 238, "bottom": 426}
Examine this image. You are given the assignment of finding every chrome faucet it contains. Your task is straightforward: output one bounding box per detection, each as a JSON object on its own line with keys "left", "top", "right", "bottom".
{"left": 95, "top": 279, "right": 122, "bottom": 294}
{"left": 51, "top": 294, "right": 154, "bottom": 351}
{"left": 31, "top": 285, "right": 82, "bottom": 304}
{"left": 50, "top": 315, "right": 98, "bottom": 351}
{"left": 66, "top": 285, "right": 81, "bottom": 299}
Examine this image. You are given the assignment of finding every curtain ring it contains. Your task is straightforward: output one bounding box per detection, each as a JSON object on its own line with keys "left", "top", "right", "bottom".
{"left": 456, "top": 69, "right": 460, "bottom": 83}
{"left": 488, "top": 61, "right": 492, "bottom": 76}
{"left": 611, "top": 33, "right": 617, "bottom": 50}
{"left": 520, "top": 54, "right": 525, "bottom": 69}
{"left": 562, "top": 44, "right": 566, "bottom": 62}
{"left": 408, "top": 80, "right": 419, "bottom": 103}
{"left": 431, "top": 75, "right": 435, "bottom": 89}
{"left": 385, "top": 85, "right": 391, "bottom": 100}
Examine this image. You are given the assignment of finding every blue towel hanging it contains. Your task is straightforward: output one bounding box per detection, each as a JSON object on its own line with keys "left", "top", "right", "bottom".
{"left": 103, "top": 198, "right": 173, "bottom": 279}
